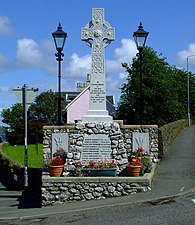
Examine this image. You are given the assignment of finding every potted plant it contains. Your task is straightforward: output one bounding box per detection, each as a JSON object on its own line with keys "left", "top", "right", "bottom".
{"left": 134, "top": 147, "right": 144, "bottom": 157}
{"left": 142, "top": 155, "right": 152, "bottom": 173}
{"left": 53, "top": 147, "right": 68, "bottom": 162}
{"left": 126, "top": 156, "right": 142, "bottom": 177}
{"left": 75, "top": 159, "right": 117, "bottom": 177}
{"left": 46, "top": 151, "right": 66, "bottom": 177}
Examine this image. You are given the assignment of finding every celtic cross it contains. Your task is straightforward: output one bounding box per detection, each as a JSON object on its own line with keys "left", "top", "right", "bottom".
{"left": 82, "top": 8, "right": 114, "bottom": 74}
{"left": 81, "top": 8, "right": 115, "bottom": 122}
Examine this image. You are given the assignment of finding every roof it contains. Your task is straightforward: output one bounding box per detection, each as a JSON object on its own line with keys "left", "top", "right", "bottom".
{"left": 65, "top": 84, "right": 115, "bottom": 110}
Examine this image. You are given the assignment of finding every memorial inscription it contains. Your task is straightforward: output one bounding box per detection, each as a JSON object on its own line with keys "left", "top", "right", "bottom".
{"left": 90, "top": 83, "right": 105, "bottom": 104}
{"left": 82, "top": 134, "right": 112, "bottom": 160}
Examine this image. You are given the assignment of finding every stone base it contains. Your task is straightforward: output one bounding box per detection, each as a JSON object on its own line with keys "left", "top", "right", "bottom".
{"left": 72, "top": 121, "right": 127, "bottom": 168}
{"left": 42, "top": 170, "right": 155, "bottom": 206}
{"left": 82, "top": 110, "right": 113, "bottom": 122}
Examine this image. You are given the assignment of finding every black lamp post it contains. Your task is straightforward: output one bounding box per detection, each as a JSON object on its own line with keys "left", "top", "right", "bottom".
{"left": 133, "top": 22, "right": 149, "bottom": 125}
{"left": 52, "top": 23, "right": 67, "bottom": 125}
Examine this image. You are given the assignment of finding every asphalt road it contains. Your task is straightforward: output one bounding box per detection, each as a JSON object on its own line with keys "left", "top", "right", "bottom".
{"left": 0, "top": 192, "right": 194, "bottom": 225}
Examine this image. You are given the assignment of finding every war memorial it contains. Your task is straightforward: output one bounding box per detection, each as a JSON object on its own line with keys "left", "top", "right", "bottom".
{"left": 42, "top": 8, "right": 158, "bottom": 206}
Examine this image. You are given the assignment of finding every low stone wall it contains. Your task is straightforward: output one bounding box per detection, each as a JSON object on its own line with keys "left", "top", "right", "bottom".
{"left": 42, "top": 172, "right": 153, "bottom": 206}
{"left": 158, "top": 119, "right": 188, "bottom": 157}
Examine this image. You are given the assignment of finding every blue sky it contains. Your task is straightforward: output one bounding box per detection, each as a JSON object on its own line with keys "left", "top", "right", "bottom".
{"left": 1, "top": 0, "right": 195, "bottom": 126}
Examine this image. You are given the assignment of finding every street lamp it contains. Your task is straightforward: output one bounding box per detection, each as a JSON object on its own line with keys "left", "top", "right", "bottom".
{"left": 133, "top": 22, "right": 149, "bottom": 125}
{"left": 186, "top": 55, "right": 195, "bottom": 127}
{"left": 52, "top": 23, "right": 67, "bottom": 125}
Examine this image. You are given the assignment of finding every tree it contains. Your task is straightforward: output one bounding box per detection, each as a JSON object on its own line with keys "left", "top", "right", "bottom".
{"left": 1, "top": 103, "right": 23, "bottom": 129}
{"left": 115, "top": 47, "right": 194, "bottom": 126}
{"left": 1, "top": 90, "right": 58, "bottom": 128}
{"left": 29, "top": 90, "right": 58, "bottom": 124}
{"left": 1, "top": 90, "right": 60, "bottom": 145}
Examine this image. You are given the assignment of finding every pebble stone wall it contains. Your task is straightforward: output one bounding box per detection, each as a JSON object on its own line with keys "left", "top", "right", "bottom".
{"left": 43, "top": 121, "right": 158, "bottom": 167}
{"left": 42, "top": 176, "right": 152, "bottom": 206}
{"left": 42, "top": 121, "right": 158, "bottom": 206}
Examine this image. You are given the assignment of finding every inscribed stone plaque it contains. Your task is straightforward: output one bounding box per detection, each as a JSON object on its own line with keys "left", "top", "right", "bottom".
{"left": 82, "top": 134, "right": 112, "bottom": 160}
{"left": 132, "top": 133, "right": 149, "bottom": 153}
{"left": 52, "top": 133, "right": 68, "bottom": 157}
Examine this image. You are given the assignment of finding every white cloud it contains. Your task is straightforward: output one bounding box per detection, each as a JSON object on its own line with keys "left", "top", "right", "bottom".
{"left": 115, "top": 39, "right": 137, "bottom": 63}
{"left": 64, "top": 53, "right": 91, "bottom": 78}
{"left": 0, "top": 16, "right": 15, "bottom": 35}
{"left": 14, "top": 37, "right": 137, "bottom": 80}
{"left": 104, "top": 39, "right": 136, "bottom": 93}
{"left": 41, "top": 39, "right": 55, "bottom": 53}
{"left": 1, "top": 37, "right": 136, "bottom": 95}
{"left": 177, "top": 43, "right": 195, "bottom": 66}
{"left": 63, "top": 39, "right": 136, "bottom": 80}
{"left": 15, "top": 39, "right": 90, "bottom": 78}
{"left": 16, "top": 38, "right": 43, "bottom": 68}
{"left": 105, "top": 39, "right": 137, "bottom": 75}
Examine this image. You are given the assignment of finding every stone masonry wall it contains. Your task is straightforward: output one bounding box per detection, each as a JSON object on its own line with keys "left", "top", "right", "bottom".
{"left": 120, "top": 124, "right": 159, "bottom": 163}
{"left": 42, "top": 121, "right": 159, "bottom": 168}
{"left": 158, "top": 119, "right": 187, "bottom": 158}
{"left": 42, "top": 176, "right": 152, "bottom": 206}
{"left": 42, "top": 121, "right": 158, "bottom": 206}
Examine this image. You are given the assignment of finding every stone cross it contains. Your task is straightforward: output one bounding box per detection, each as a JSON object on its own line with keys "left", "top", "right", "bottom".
{"left": 81, "top": 8, "right": 115, "bottom": 122}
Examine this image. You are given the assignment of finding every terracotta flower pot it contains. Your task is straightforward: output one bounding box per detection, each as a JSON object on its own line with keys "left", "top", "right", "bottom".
{"left": 48, "top": 165, "right": 64, "bottom": 177}
{"left": 126, "top": 165, "right": 141, "bottom": 177}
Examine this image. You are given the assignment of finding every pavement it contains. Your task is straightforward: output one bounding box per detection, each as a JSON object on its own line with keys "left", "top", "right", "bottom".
{"left": 0, "top": 126, "right": 194, "bottom": 220}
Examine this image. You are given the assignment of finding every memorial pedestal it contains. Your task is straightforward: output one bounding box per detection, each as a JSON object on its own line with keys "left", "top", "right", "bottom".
{"left": 82, "top": 110, "right": 113, "bottom": 122}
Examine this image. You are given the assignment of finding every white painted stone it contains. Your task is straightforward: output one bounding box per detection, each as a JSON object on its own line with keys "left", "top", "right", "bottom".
{"left": 132, "top": 132, "right": 149, "bottom": 153}
{"left": 81, "top": 8, "right": 115, "bottom": 122}
{"left": 52, "top": 133, "right": 69, "bottom": 157}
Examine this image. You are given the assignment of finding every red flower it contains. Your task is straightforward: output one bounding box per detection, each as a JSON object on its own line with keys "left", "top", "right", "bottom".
{"left": 50, "top": 156, "right": 65, "bottom": 166}
{"left": 128, "top": 156, "right": 142, "bottom": 167}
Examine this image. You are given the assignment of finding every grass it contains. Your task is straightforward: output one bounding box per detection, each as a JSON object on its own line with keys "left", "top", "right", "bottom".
{"left": 2, "top": 143, "right": 43, "bottom": 168}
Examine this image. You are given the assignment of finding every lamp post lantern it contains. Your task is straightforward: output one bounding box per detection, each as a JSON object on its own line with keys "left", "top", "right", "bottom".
{"left": 52, "top": 23, "right": 67, "bottom": 125}
{"left": 133, "top": 22, "right": 149, "bottom": 125}
{"left": 186, "top": 55, "right": 195, "bottom": 127}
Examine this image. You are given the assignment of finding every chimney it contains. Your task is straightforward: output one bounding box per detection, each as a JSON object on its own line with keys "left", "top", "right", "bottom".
{"left": 86, "top": 74, "right": 91, "bottom": 86}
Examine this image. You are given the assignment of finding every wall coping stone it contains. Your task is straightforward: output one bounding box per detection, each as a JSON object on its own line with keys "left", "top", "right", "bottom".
{"left": 43, "top": 125, "right": 74, "bottom": 130}
{"left": 42, "top": 164, "right": 156, "bottom": 187}
{"left": 120, "top": 125, "right": 158, "bottom": 129}
{"left": 43, "top": 123, "right": 158, "bottom": 130}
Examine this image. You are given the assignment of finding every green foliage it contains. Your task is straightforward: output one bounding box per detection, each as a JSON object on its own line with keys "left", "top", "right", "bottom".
{"left": 29, "top": 90, "right": 58, "bottom": 124}
{"left": 2, "top": 143, "right": 43, "bottom": 168}
{"left": 142, "top": 156, "right": 152, "bottom": 173}
{"left": 1, "top": 103, "right": 23, "bottom": 129}
{"left": 1, "top": 90, "right": 59, "bottom": 145}
{"left": 115, "top": 47, "right": 195, "bottom": 126}
{"left": 1, "top": 90, "right": 59, "bottom": 129}
{"left": 7, "top": 120, "right": 47, "bottom": 145}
